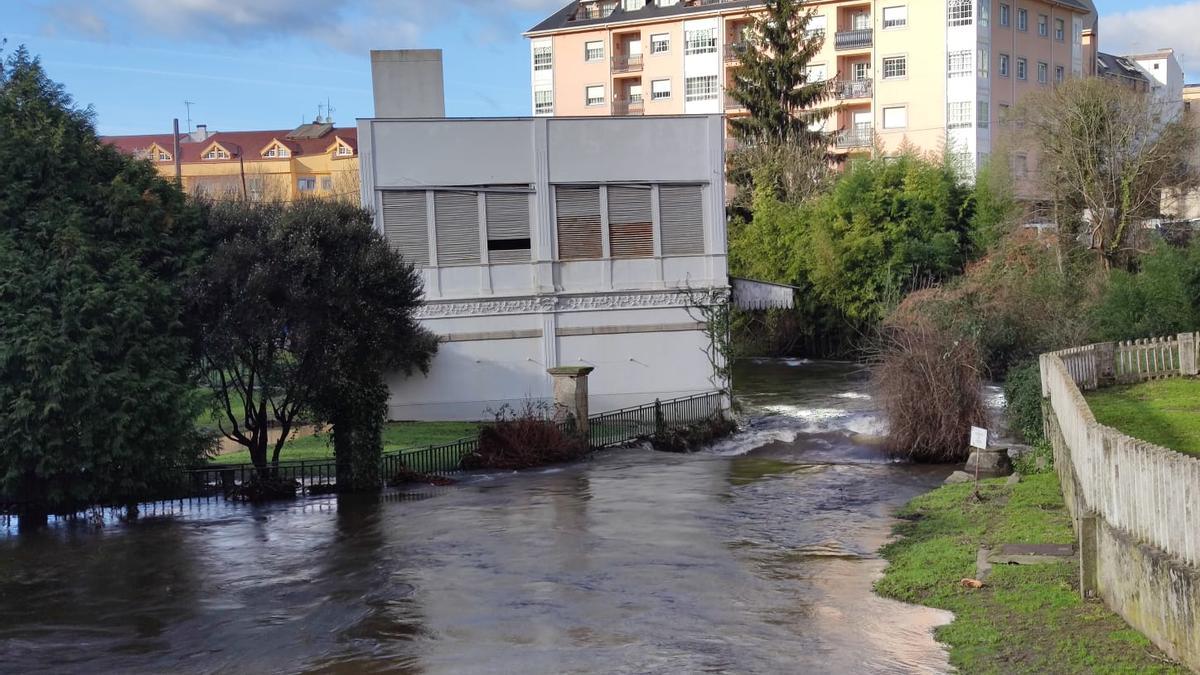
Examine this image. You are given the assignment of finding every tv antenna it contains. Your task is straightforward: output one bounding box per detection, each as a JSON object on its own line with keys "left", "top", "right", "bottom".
{"left": 183, "top": 100, "right": 195, "bottom": 132}
{"left": 326, "top": 97, "right": 335, "bottom": 124}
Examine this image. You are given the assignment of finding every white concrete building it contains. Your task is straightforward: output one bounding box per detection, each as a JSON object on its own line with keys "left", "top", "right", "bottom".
{"left": 1128, "top": 49, "right": 1185, "bottom": 121}
{"left": 359, "top": 51, "right": 730, "bottom": 421}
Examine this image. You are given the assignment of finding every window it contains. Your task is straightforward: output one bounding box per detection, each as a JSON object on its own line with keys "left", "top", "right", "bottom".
{"left": 585, "top": 40, "right": 604, "bottom": 61}
{"left": 1038, "top": 61, "right": 1048, "bottom": 83}
{"left": 948, "top": 0, "right": 973, "bottom": 27}
{"left": 807, "top": 64, "right": 828, "bottom": 82}
{"left": 807, "top": 15, "right": 827, "bottom": 38}
{"left": 882, "top": 5, "right": 907, "bottom": 29}
{"left": 685, "top": 75, "right": 718, "bottom": 102}
{"left": 157, "top": 150, "right": 171, "bottom": 161}
{"left": 1038, "top": 14, "right": 1048, "bottom": 37}
{"left": 659, "top": 185, "right": 705, "bottom": 256}
{"left": 1017, "top": 57, "right": 1027, "bottom": 80}
{"left": 607, "top": 186, "right": 653, "bottom": 258}
{"left": 882, "top": 56, "right": 907, "bottom": 79}
{"left": 336, "top": 144, "right": 353, "bottom": 156}
{"left": 882, "top": 106, "right": 907, "bottom": 129}
{"left": 535, "top": 89, "right": 554, "bottom": 115}
{"left": 978, "top": 48, "right": 989, "bottom": 78}
{"left": 650, "top": 33, "right": 670, "bottom": 53}
{"left": 246, "top": 176, "right": 264, "bottom": 200}
{"left": 977, "top": 100, "right": 990, "bottom": 128}
{"left": 266, "top": 148, "right": 276, "bottom": 157}
{"left": 650, "top": 78, "right": 672, "bottom": 100}
{"left": 297, "top": 177, "right": 316, "bottom": 192}
{"left": 1055, "top": 65, "right": 1065, "bottom": 83}
{"left": 622, "top": 0, "right": 642, "bottom": 9}
{"left": 948, "top": 50, "right": 972, "bottom": 78}
{"left": 948, "top": 101, "right": 972, "bottom": 129}
{"left": 850, "top": 61, "right": 868, "bottom": 81}
{"left": 485, "top": 192, "right": 531, "bottom": 262}
{"left": 1013, "top": 153, "right": 1028, "bottom": 178}
{"left": 979, "top": 1, "right": 990, "bottom": 27}
{"left": 381, "top": 191, "right": 429, "bottom": 266}
{"left": 203, "top": 147, "right": 229, "bottom": 160}
{"left": 999, "top": 103, "right": 1010, "bottom": 122}
{"left": 1055, "top": 18, "right": 1065, "bottom": 41}
{"left": 435, "top": 191, "right": 481, "bottom": 265}
{"left": 555, "top": 186, "right": 602, "bottom": 260}
{"left": 533, "top": 45, "right": 552, "bottom": 70}
{"left": 999, "top": 53, "right": 1010, "bottom": 77}
{"left": 999, "top": 3, "right": 1010, "bottom": 26}
{"left": 684, "top": 28, "right": 717, "bottom": 55}
{"left": 851, "top": 11, "right": 870, "bottom": 30}
{"left": 1017, "top": 8, "right": 1027, "bottom": 31}
{"left": 320, "top": 176, "right": 333, "bottom": 191}
{"left": 627, "top": 83, "right": 643, "bottom": 103}
{"left": 585, "top": 85, "right": 605, "bottom": 106}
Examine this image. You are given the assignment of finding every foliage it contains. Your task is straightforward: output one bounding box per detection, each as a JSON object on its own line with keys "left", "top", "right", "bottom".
{"left": 1012, "top": 439, "right": 1055, "bottom": 476}
{"left": 1013, "top": 77, "right": 1200, "bottom": 268}
{"left": 726, "top": 137, "right": 832, "bottom": 214}
{"left": 463, "top": 402, "right": 589, "bottom": 471}
{"left": 1003, "top": 360, "right": 1045, "bottom": 444}
{"left": 0, "top": 48, "right": 207, "bottom": 519}
{"left": 727, "top": 0, "right": 833, "bottom": 146}
{"left": 872, "top": 318, "right": 987, "bottom": 462}
{"left": 876, "top": 474, "right": 1186, "bottom": 674}
{"left": 681, "top": 286, "right": 735, "bottom": 391}
{"left": 210, "top": 421, "right": 481, "bottom": 465}
{"left": 1086, "top": 379, "right": 1200, "bottom": 457}
{"left": 652, "top": 414, "right": 738, "bottom": 453}
{"left": 1091, "top": 237, "right": 1200, "bottom": 342}
{"left": 190, "top": 198, "right": 436, "bottom": 477}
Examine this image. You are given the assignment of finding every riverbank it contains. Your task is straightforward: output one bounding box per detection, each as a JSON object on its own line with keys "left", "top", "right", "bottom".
{"left": 875, "top": 472, "right": 1187, "bottom": 674}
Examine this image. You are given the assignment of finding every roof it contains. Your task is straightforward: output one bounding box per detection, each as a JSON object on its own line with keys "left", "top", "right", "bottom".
{"left": 527, "top": 0, "right": 1092, "bottom": 35}
{"left": 102, "top": 125, "right": 357, "bottom": 163}
{"left": 1096, "top": 52, "right": 1151, "bottom": 84}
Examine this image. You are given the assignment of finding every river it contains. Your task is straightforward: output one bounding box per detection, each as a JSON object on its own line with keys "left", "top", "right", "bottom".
{"left": 0, "top": 360, "right": 955, "bottom": 674}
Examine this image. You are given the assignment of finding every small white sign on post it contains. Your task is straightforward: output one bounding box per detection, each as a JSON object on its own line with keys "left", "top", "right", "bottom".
{"left": 970, "top": 426, "right": 989, "bottom": 450}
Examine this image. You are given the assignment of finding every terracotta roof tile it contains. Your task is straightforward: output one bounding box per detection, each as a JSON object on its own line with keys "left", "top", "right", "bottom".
{"left": 101, "top": 127, "right": 358, "bottom": 163}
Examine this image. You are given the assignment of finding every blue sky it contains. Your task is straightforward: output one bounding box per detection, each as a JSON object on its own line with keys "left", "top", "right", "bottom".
{"left": 2, "top": 0, "right": 1194, "bottom": 136}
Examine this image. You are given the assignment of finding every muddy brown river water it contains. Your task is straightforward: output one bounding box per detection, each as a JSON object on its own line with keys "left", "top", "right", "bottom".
{"left": 0, "top": 360, "right": 956, "bottom": 674}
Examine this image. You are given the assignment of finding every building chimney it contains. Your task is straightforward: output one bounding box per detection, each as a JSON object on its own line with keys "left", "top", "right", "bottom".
{"left": 370, "top": 49, "right": 446, "bottom": 118}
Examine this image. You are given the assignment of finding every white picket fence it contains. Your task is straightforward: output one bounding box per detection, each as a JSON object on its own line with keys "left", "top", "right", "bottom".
{"left": 1041, "top": 332, "right": 1200, "bottom": 568}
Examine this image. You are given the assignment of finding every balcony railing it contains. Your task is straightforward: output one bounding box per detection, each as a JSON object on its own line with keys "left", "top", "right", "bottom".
{"left": 835, "top": 126, "right": 874, "bottom": 149}
{"left": 724, "top": 41, "right": 749, "bottom": 61}
{"left": 833, "top": 78, "right": 872, "bottom": 99}
{"left": 612, "top": 54, "right": 643, "bottom": 73}
{"left": 835, "top": 28, "right": 873, "bottom": 50}
{"left": 613, "top": 98, "right": 644, "bottom": 116}
{"left": 724, "top": 94, "right": 746, "bottom": 111}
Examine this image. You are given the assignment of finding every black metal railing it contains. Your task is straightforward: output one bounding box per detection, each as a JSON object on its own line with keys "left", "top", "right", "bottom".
{"left": 725, "top": 94, "right": 746, "bottom": 111}
{"left": 835, "top": 125, "right": 874, "bottom": 149}
{"left": 833, "top": 78, "right": 872, "bottom": 99}
{"left": 613, "top": 98, "right": 645, "bottom": 116}
{"left": 835, "top": 28, "right": 873, "bottom": 50}
{"left": 612, "top": 54, "right": 643, "bottom": 73}
{"left": 586, "top": 391, "right": 726, "bottom": 448}
{"left": 724, "top": 41, "right": 749, "bottom": 61}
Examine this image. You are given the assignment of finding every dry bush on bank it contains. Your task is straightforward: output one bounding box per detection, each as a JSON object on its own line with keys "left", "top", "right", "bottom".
{"left": 873, "top": 320, "right": 987, "bottom": 463}
{"left": 462, "top": 402, "right": 590, "bottom": 471}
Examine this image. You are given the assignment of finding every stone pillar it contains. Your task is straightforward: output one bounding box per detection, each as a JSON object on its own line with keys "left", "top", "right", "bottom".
{"left": 548, "top": 366, "right": 594, "bottom": 436}
{"left": 1179, "top": 332, "right": 1198, "bottom": 376}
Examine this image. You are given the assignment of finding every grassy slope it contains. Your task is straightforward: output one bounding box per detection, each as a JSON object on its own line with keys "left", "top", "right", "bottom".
{"left": 211, "top": 421, "right": 481, "bottom": 465}
{"left": 1085, "top": 378, "right": 1200, "bottom": 457}
{"left": 876, "top": 473, "right": 1186, "bottom": 674}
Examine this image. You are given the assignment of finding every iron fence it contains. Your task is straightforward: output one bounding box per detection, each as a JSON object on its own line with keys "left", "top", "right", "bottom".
{"left": 587, "top": 391, "right": 726, "bottom": 448}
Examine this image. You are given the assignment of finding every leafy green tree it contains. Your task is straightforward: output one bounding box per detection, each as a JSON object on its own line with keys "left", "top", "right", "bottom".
{"left": 0, "top": 48, "right": 206, "bottom": 527}
{"left": 191, "top": 199, "right": 436, "bottom": 490}
{"left": 727, "top": 0, "right": 833, "bottom": 146}
{"left": 1092, "top": 237, "right": 1200, "bottom": 341}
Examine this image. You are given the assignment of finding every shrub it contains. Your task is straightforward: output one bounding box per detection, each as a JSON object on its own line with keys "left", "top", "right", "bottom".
{"left": 653, "top": 414, "right": 738, "bottom": 453}
{"left": 1012, "top": 439, "right": 1055, "bottom": 475}
{"left": 463, "top": 402, "right": 590, "bottom": 471}
{"left": 873, "top": 320, "right": 987, "bottom": 462}
{"left": 1003, "top": 360, "right": 1045, "bottom": 443}
{"left": 1091, "top": 238, "right": 1200, "bottom": 342}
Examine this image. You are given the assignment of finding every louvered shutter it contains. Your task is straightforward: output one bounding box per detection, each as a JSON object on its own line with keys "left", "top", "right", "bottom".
{"left": 555, "top": 186, "right": 602, "bottom": 260}
{"left": 607, "top": 186, "right": 654, "bottom": 258}
{"left": 485, "top": 192, "right": 531, "bottom": 262}
{"left": 434, "top": 191, "right": 481, "bottom": 265}
{"left": 659, "top": 185, "right": 705, "bottom": 256}
{"left": 381, "top": 190, "right": 429, "bottom": 266}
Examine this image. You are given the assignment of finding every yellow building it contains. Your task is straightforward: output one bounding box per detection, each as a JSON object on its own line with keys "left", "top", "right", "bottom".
{"left": 526, "top": 0, "right": 1097, "bottom": 175}
{"left": 103, "top": 119, "right": 359, "bottom": 201}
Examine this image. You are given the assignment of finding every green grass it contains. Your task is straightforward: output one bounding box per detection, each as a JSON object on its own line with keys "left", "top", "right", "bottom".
{"left": 876, "top": 473, "right": 1186, "bottom": 674}
{"left": 1085, "top": 378, "right": 1200, "bottom": 457}
{"left": 211, "top": 421, "right": 481, "bottom": 465}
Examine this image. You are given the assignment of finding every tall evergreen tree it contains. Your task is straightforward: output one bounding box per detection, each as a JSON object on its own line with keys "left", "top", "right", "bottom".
{"left": 728, "top": 0, "right": 834, "bottom": 146}
{"left": 0, "top": 48, "right": 207, "bottom": 528}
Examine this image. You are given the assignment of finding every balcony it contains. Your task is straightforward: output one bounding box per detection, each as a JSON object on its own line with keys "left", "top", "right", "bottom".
{"left": 724, "top": 41, "right": 749, "bottom": 62}
{"left": 833, "top": 78, "right": 872, "bottom": 100}
{"left": 724, "top": 94, "right": 746, "bottom": 112}
{"left": 612, "top": 54, "right": 643, "bottom": 74}
{"left": 613, "top": 98, "right": 644, "bottom": 116}
{"left": 835, "top": 126, "right": 873, "bottom": 149}
{"left": 835, "top": 28, "right": 873, "bottom": 51}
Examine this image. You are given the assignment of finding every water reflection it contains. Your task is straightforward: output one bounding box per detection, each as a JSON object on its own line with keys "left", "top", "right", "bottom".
{"left": 0, "top": 360, "right": 952, "bottom": 674}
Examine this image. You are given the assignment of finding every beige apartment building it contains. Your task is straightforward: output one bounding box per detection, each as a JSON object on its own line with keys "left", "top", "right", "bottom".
{"left": 526, "top": 0, "right": 1097, "bottom": 174}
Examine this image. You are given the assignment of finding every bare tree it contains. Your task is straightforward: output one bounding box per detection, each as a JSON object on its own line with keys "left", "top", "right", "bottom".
{"left": 1013, "top": 77, "right": 1198, "bottom": 268}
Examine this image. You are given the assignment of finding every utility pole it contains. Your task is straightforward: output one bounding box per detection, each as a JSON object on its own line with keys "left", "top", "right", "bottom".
{"left": 172, "top": 118, "right": 182, "bottom": 184}
{"left": 183, "top": 100, "right": 195, "bottom": 132}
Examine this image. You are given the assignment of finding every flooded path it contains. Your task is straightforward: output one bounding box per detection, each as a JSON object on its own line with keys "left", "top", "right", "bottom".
{"left": 0, "top": 361, "right": 953, "bottom": 674}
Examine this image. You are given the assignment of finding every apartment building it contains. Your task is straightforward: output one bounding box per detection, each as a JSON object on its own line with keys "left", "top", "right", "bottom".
{"left": 526, "top": 0, "right": 1097, "bottom": 174}
{"left": 103, "top": 119, "right": 359, "bottom": 201}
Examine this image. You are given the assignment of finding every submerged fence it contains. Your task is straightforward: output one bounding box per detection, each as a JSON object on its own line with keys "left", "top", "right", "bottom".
{"left": 1, "top": 391, "right": 728, "bottom": 517}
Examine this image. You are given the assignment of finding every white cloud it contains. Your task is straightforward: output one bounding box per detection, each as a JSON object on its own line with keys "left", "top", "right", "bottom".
{"left": 1100, "top": 1, "right": 1198, "bottom": 81}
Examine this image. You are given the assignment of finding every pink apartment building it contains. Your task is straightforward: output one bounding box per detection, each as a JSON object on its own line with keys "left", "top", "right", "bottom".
{"left": 526, "top": 0, "right": 1098, "bottom": 175}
